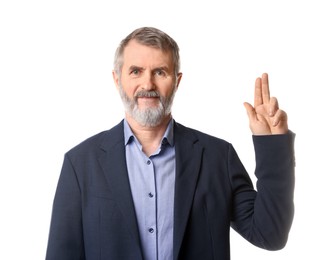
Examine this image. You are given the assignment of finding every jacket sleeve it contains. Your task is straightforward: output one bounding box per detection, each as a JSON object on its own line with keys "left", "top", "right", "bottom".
{"left": 230, "top": 132, "right": 295, "bottom": 250}
{"left": 45, "top": 153, "right": 85, "bottom": 260}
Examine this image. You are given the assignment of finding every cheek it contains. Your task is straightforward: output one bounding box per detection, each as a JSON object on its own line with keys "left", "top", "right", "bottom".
{"left": 158, "top": 79, "right": 176, "bottom": 94}
{"left": 120, "top": 79, "right": 138, "bottom": 97}
{"left": 125, "top": 87, "right": 136, "bottom": 98}
{"left": 161, "top": 84, "right": 177, "bottom": 98}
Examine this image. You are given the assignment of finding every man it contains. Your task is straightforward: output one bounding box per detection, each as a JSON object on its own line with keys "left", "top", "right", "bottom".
{"left": 46, "top": 27, "right": 295, "bottom": 260}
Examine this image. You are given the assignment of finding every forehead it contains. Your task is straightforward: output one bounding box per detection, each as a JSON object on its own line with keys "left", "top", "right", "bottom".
{"left": 122, "top": 40, "right": 173, "bottom": 67}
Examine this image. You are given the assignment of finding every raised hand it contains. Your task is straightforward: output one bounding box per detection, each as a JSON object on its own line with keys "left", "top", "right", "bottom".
{"left": 243, "top": 73, "right": 288, "bottom": 135}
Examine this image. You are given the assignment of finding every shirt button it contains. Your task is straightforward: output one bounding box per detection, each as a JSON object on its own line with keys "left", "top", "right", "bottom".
{"left": 146, "top": 160, "right": 151, "bottom": 165}
{"left": 148, "top": 192, "right": 154, "bottom": 198}
{"left": 148, "top": 228, "right": 154, "bottom": 233}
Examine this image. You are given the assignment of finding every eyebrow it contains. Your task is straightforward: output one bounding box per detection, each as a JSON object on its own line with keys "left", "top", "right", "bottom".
{"left": 128, "top": 65, "right": 170, "bottom": 72}
{"left": 128, "top": 65, "right": 144, "bottom": 72}
{"left": 153, "top": 66, "right": 169, "bottom": 72}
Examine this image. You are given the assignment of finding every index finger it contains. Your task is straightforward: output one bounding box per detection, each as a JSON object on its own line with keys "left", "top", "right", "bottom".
{"left": 261, "top": 73, "right": 270, "bottom": 104}
{"left": 254, "top": 76, "right": 263, "bottom": 107}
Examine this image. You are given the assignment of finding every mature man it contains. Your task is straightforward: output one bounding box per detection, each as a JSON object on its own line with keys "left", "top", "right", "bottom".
{"left": 46, "top": 27, "right": 295, "bottom": 260}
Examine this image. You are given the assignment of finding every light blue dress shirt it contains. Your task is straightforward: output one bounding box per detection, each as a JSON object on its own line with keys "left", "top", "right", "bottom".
{"left": 124, "top": 119, "right": 176, "bottom": 260}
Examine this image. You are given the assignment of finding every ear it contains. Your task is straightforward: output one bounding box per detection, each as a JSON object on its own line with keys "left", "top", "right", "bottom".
{"left": 112, "top": 70, "right": 120, "bottom": 89}
{"left": 176, "top": 72, "right": 183, "bottom": 89}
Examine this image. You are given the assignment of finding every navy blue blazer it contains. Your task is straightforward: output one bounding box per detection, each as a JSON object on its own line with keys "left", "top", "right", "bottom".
{"left": 46, "top": 120, "right": 295, "bottom": 260}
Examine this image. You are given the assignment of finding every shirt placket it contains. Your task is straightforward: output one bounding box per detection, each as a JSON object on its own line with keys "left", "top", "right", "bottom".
{"left": 145, "top": 157, "right": 157, "bottom": 260}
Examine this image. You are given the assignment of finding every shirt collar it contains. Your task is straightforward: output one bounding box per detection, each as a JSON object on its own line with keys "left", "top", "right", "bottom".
{"left": 123, "top": 119, "right": 174, "bottom": 147}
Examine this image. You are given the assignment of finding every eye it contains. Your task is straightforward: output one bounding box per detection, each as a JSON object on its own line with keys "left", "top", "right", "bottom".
{"left": 154, "top": 69, "right": 166, "bottom": 77}
{"left": 130, "top": 69, "right": 140, "bottom": 75}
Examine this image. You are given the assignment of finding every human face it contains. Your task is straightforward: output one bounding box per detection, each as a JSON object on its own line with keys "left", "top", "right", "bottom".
{"left": 113, "top": 40, "right": 182, "bottom": 127}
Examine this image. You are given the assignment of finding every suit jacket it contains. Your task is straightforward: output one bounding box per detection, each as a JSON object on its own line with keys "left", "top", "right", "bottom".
{"left": 46, "top": 120, "right": 295, "bottom": 260}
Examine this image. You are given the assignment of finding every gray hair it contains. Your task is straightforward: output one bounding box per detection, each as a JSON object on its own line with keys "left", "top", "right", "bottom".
{"left": 113, "top": 27, "right": 180, "bottom": 77}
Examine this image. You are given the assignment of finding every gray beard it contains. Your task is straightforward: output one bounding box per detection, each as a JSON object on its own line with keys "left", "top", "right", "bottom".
{"left": 118, "top": 84, "right": 176, "bottom": 127}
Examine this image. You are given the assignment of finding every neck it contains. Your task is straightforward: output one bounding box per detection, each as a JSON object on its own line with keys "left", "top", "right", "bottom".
{"left": 125, "top": 113, "right": 172, "bottom": 156}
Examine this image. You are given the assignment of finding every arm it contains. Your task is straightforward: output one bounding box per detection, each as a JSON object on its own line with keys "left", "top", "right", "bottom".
{"left": 45, "top": 154, "right": 85, "bottom": 260}
{"left": 231, "top": 73, "right": 295, "bottom": 250}
{"left": 230, "top": 133, "right": 295, "bottom": 250}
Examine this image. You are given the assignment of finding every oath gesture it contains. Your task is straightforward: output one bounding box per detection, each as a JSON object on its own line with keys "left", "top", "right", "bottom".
{"left": 244, "top": 73, "right": 288, "bottom": 135}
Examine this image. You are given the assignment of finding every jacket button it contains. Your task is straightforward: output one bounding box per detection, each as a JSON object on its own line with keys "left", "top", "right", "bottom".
{"left": 148, "top": 228, "right": 154, "bottom": 233}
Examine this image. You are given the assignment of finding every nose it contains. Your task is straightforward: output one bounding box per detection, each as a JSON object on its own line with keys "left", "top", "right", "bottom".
{"left": 141, "top": 72, "right": 156, "bottom": 90}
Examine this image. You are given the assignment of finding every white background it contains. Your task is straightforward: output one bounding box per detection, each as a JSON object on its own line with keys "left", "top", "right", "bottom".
{"left": 1, "top": 0, "right": 334, "bottom": 259}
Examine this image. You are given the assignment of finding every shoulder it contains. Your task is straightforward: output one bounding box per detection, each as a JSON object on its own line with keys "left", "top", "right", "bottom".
{"left": 174, "top": 121, "right": 232, "bottom": 149}
{"left": 66, "top": 120, "right": 124, "bottom": 157}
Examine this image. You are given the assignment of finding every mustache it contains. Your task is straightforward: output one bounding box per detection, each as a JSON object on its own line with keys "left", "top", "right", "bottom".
{"left": 135, "top": 90, "right": 160, "bottom": 98}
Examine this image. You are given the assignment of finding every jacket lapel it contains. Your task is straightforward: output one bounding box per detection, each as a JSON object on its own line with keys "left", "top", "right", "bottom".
{"left": 98, "top": 121, "right": 143, "bottom": 259}
{"left": 173, "top": 122, "right": 204, "bottom": 259}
